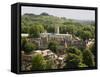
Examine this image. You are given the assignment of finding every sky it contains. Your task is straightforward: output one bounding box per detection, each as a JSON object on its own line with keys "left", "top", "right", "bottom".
{"left": 21, "top": 6, "right": 95, "bottom": 21}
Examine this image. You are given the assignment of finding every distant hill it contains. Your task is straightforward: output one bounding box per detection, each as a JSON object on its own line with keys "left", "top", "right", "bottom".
{"left": 22, "top": 13, "right": 94, "bottom": 27}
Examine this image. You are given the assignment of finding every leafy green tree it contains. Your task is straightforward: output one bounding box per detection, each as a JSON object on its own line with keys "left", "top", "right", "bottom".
{"left": 83, "top": 25, "right": 95, "bottom": 38}
{"left": 29, "top": 24, "right": 44, "bottom": 38}
{"left": 83, "top": 31, "right": 92, "bottom": 40}
{"left": 24, "top": 42, "right": 36, "bottom": 54}
{"left": 66, "top": 46, "right": 82, "bottom": 56}
{"left": 65, "top": 46, "right": 84, "bottom": 68}
{"left": 32, "top": 54, "right": 46, "bottom": 70}
{"left": 21, "top": 26, "right": 29, "bottom": 33}
{"left": 75, "top": 29, "right": 83, "bottom": 37}
{"left": 21, "top": 37, "right": 37, "bottom": 53}
{"left": 48, "top": 41, "right": 59, "bottom": 54}
{"left": 60, "top": 24, "right": 77, "bottom": 36}
{"left": 59, "top": 25, "right": 67, "bottom": 34}
{"left": 47, "top": 26, "right": 55, "bottom": 33}
{"left": 76, "top": 30, "right": 92, "bottom": 41}
{"left": 83, "top": 48, "right": 95, "bottom": 67}
{"left": 65, "top": 53, "right": 82, "bottom": 68}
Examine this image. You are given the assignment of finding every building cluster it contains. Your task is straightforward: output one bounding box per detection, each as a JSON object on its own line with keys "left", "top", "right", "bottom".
{"left": 21, "top": 26, "right": 89, "bottom": 50}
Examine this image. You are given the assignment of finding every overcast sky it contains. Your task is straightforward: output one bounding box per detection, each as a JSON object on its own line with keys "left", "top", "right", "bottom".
{"left": 21, "top": 6, "right": 95, "bottom": 21}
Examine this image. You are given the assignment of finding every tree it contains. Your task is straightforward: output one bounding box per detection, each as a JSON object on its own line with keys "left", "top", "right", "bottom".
{"left": 21, "top": 26, "right": 29, "bottom": 33}
{"left": 83, "top": 48, "right": 95, "bottom": 67}
{"left": 32, "top": 54, "right": 46, "bottom": 70}
{"left": 40, "top": 12, "right": 49, "bottom": 16}
{"left": 21, "top": 37, "right": 37, "bottom": 53}
{"left": 47, "top": 26, "right": 55, "bottom": 33}
{"left": 64, "top": 46, "right": 84, "bottom": 68}
{"left": 83, "top": 31, "right": 92, "bottom": 40}
{"left": 48, "top": 41, "right": 59, "bottom": 54}
{"left": 65, "top": 53, "right": 82, "bottom": 68}
{"left": 83, "top": 25, "right": 95, "bottom": 38}
{"left": 24, "top": 42, "right": 37, "bottom": 54}
{"left": 76, "top": 30, "right": 92, "bottom": 41}
{"left": 66, "top": 46, "right": 82, "bottom": 56}
{"left": 29, "top": 24, "right": 44, "bottom": 38}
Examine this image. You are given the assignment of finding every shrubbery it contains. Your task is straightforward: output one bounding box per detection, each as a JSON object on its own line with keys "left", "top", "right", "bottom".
{"left": 21, "top": 37, "right": 37, "bottom": 53}
{"left": 32, "top": 54, "right": 46, "bottom": 70}
{"left": 24, "top": 42, "right": 36, "bottom": 53}
{"left": 48, "top": 41, "right": 59, "bottom": 54}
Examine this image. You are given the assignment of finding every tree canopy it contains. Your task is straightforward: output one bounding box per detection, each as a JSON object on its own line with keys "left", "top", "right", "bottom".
{"left": 64, "top": 46, "right": 86, "bottom": 68}
{"left": 83, "top": 48, "right": 95, "bottom": 67}
{"left": 21, "top": 37, "right": 37, "bottom": 53}
{"left": 32, "top": 54, "right": 46, "bottom": 70}
{"left": 29, "top": 24, "right": 45, "bottom": 38}
{"left": 21, "top": 13, "right": 95, "bottom": 40}
{"left": 48, "top": 41, "right": 59, "bottom": 54}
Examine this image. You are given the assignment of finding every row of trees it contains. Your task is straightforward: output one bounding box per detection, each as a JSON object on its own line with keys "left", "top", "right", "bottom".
{"left": 22, "top": 24, "right": 95, "bottom": 42}
{"left": 60, "top": 22, "right": 95, "bottom": 41}
{"left": 22, "top": 22, "right": 95, "bottom": 41}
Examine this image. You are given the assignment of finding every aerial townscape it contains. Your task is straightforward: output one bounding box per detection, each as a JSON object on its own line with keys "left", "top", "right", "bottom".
{"left": 21, "top": 12, "right": 95, "bottom": 71}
